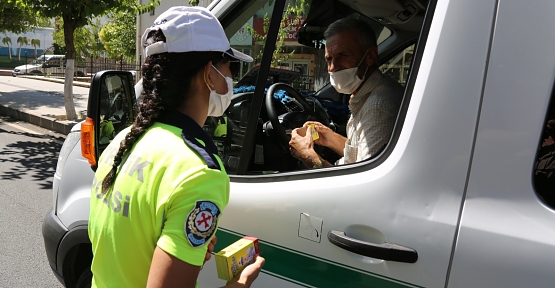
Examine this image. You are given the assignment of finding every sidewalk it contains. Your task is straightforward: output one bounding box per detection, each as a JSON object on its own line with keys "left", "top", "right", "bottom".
{"left": 0, "top": 69, "right": 91, "bottom": 135}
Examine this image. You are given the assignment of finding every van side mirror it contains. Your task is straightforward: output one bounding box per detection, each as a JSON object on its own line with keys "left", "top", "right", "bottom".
{"left": 82, "top": 71, "right": 137, "bottom": 169}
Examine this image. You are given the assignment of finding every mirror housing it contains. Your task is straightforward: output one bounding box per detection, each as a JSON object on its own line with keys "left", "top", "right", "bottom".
{"left": 83, "top": 70, "right": 137, "bottom": 169}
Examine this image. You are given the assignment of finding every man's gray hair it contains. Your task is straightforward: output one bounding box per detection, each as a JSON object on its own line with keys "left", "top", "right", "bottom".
{"left": 324, "top": 17, "right": 378, "bottom": 50}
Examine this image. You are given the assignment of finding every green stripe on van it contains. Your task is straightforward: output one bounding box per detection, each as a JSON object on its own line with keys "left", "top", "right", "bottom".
{"left": 215, "top": 228, "right": 421, "bottom": 288}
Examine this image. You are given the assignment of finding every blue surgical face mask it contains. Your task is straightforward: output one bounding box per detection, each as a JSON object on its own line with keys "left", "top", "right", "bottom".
{"left": 329, "top": 49, "right": 369, "bottom": 94}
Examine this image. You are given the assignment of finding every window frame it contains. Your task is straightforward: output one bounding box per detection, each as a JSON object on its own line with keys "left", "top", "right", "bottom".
{"left": 215, "top": 0, "right": 439, "bottom": 181}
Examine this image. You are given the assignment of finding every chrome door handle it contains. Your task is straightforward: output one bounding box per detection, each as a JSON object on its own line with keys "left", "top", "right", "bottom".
{"left": 327, "top": 230, "right": 418, "bottom": 263}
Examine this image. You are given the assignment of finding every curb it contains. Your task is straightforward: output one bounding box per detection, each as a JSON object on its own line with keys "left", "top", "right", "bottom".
{"left": 18, "top": 75, "right": 91, "bottom": 88}
{"left": 0, "top": 105, "right": 79, "bottom": 135}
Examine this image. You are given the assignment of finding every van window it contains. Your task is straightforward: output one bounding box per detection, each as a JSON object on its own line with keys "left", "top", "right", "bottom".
{"left": 205, "top": 0, "right": 426, "bottom": 175}
{"left": 31, "top": 55, "right": 48, "bottom": 64}
{"left": 45, "top": 57, "right": 61, "bottom": 68}
{"left": 379, "top": 44, "right": 415, "bottom": 87}
{"left": 533, "top": 96, "right": 555, "bottom": 207}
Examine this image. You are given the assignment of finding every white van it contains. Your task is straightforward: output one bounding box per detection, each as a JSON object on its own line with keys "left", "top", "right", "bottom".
{"left": 42, "top": 0, "right": 555, "bottom": 287}
{"left": 12, "top": 54, "right": 87, "bottom": 77}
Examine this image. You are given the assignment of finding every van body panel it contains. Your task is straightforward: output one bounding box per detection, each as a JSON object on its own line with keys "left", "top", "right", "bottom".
{"left": 42, "top": 0, "right": 555, "bottom": 286}
{"left": 56, "top": 140, "right": 93, "bottom": 227}
{"left": 447, "top": 0, "right": 555, "bottom": 287}
{"left": 198, "top": 0, "right": 499, "bottom": 286}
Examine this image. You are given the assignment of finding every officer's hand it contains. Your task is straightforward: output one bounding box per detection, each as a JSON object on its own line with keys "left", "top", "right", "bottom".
{"left": 204, "top": 236, "right": 217, "bottom": 264}
{"left": 224, "top": 256, "right": 266, "bottom": 288}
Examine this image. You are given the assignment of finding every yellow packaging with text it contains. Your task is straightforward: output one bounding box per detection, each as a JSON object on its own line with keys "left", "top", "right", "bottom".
{"left": 215, "top": 236, "right": 260, "bottom": 281}
{"left": 308, "top": 124, "right": 319, "bottom": 140}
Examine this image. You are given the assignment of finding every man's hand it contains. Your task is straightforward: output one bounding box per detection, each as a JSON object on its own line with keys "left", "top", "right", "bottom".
{"left": 304, "top": 121, "right": 347, "bottom": 156}
{"left": 290, "top": 126, "right": 320, "bottom": 167}
{"left": 224, "top": 256, "right": 266, "bottom": 288}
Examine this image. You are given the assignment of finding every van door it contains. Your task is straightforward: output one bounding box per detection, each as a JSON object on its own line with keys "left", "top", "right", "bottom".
{"left": 87, "top": 0, "right": 503, "bottom": 286}
{"left": 197, "top": 0, "right": 499, "bottom": 287}
{"left": 447, "top": 1, "right": 555, "bottom": 287}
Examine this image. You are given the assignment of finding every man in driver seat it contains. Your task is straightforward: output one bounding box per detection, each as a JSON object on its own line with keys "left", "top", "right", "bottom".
{"left": 289, "top": 17, "right": 404, "bottom": 168}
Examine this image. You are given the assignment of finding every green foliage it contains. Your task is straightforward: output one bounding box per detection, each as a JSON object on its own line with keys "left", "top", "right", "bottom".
{"left": 98, "top": 11, "right": 136, "bottom": 61}
{"left": 52, "top": 42, "right": 65, "bottom": 55}
{"left": 88, "top": 19, "right": 106, "bottom": 58}
{"left": 246, "top": 2, "right": 307, "bottom": 66}
{"left": 135, "top": 0, "right": 159, "bottom": 15}
{"left": 288, "top": 0, "right": 310, "bottom": 15}
{"left": 0, "top": 0, "right": 49, "bottom": 34}
{"left": 39, "top": 0, "right": 116, "bottom": 28}
{"left": 1, "top": 36, "right": 13, "bottom": 59}
{"left": 52, "top": 17, "right": 98, "bottom": 60}
{"left": 97, "top": 0, "right": 161, "bottom": 62}
{"left": 35, "top": 0, "right": 159, "bottom": 60}
{"left": 30, "top": 38, "right": 40, "bottom": 58}
{"left": 16, "top": 35, "right": 29, "bottom": 60}
{"left": 37, "top": 17, "right": 54, "bottom": 28}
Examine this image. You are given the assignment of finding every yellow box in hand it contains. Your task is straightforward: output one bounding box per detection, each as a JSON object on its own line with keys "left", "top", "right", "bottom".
{"left": 308, "top": 124, "right": 319, "bottom": 141}
{"left": 215, "top": 236, "right": 260, "bottom": 281}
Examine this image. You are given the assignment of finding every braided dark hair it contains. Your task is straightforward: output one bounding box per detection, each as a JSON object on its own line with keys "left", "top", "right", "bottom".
{"left": 101, "top": 29, "right": 228, "bottom": 194}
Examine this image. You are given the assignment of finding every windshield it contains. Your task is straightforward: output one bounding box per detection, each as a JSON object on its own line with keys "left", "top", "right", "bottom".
{"left": 31, "top": 56, "right": 47, "bottom": 64}
{"left": 223, "top": 0, "right": 391, "bottom": 93}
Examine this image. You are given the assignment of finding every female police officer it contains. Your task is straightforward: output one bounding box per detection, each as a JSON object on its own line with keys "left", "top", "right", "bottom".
{"left": 88, "top": 6, "right": 264, "bottom": 288}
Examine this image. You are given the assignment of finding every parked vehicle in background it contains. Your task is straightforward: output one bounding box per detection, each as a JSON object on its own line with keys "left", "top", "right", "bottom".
{"left": 12, "top": 55, "right": 87, "bottom": 77}
{"left": 42, "top": 0, "right": 555, "bottom": 287}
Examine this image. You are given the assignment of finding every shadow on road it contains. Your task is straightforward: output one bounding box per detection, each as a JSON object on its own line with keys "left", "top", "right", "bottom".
{"left": 0, "top": 127, "right": 64, "bottom": 190}
{"left": 0, "top": 90, "right": 88, "bottom": 112}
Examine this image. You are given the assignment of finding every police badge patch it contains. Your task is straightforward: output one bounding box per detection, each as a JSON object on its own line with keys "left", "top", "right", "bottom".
{"left": 185, "top": 200, "right": 221, "bottom": 248}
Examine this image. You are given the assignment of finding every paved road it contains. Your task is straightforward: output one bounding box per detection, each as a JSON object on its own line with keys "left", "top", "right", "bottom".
{"left": 0, "top": 116, "right": 64, "bottom": 287}
{"left": 0, "top": 75, "right": 89, "bottom": 118}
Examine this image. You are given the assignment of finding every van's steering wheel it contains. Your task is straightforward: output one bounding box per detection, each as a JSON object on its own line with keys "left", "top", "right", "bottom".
{"left": 265, "top": 83, "right": 329, "bottom": 146}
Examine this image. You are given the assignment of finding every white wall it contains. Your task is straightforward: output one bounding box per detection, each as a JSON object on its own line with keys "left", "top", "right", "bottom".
{"left": 0, "top": 28, "right": 55, "bottom": 59}
{"left": 135, "top": 0, "right": 213, "bottom": 62}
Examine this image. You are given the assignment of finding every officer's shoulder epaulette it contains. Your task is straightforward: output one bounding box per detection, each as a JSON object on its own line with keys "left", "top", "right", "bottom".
{"left": 181, "top": 130, "right": 222, "bottom": 171}
{"left": 156, "top": 111, "right": 222, "bottom": 171}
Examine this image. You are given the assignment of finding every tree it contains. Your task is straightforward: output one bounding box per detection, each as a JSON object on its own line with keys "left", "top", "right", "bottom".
{"left": 98, "top": 10, "right": 136, "bottom": 61}
{"left": 2, "top": 36, "right": 12, "bottom": 59}
{"left": 35, "top": 0, "right": 159, "bottom": 120}
{"left": 31, "top": 38, "right": 40, "bottom": 58}
{"left": 89, "top": 19, "right": 107, "bottom": 59}
{"left": 0, "top": 1, "right": 44, "bottom": 34}
{"left": 52, "top": 42, "right": 65, "bottom": 55}
{"left": 17, "top": 36, "right": 29, "bottom": 61}
{"left": 246, "top": 2, "right": 308, "bottom": 66}
{"left": 52, "top": 18, "right": 98, "bottom": 59}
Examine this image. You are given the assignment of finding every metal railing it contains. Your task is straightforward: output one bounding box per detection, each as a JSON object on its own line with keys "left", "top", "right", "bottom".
{"left": 18, "top": 54, "right": 141, "bottom": 82}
